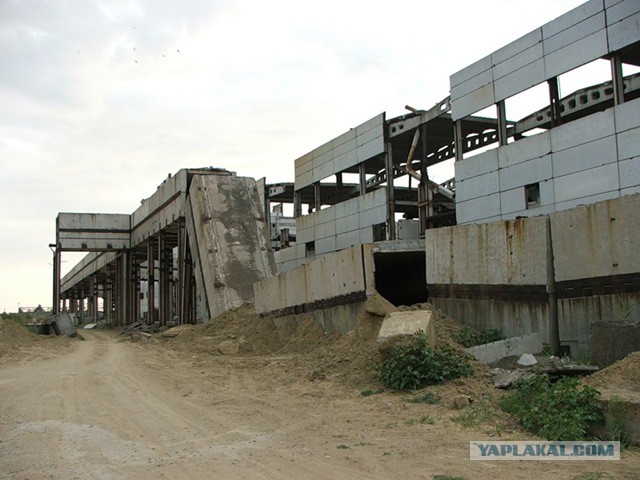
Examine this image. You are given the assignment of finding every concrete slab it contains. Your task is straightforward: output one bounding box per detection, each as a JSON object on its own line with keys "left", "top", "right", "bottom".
{"left": 49, "top": 313, "right": 77, "bottom": 337}
{"left": 377, "top": 310, "right": 436, "bottom": 346}
{"left": 465, "top": 332, "right": 543, "bottom": 365}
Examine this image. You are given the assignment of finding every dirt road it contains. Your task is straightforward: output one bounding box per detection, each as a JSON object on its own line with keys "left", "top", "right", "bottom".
{"left": 1, "top": 330, "right": 638, "bottom": 480}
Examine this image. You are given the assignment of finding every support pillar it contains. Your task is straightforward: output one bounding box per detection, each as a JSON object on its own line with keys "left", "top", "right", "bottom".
{"left": 385, "top": 144, "right": 396, "bottom": 241}
{"left": 313, "top": 182, "right": 321, "bottom": 212}
{"left": 548, "top": 77, "right": 562, "bottom": 127}
{"left": 611, "top": 54, "right": 625, "bottom": 106}
{"left": 147, "top": 238, "right": 156, "bottom": 324}
{"left": 359, "top": 163, "right": 367, "bottom": 195}
{"left": 496, "top": 100, "right": 508, "bottom": 146}
{"left": 158, "top": 233, "right": 171, "bottom": 326}
{"left": 454, "top": 120, "right": 464, "bottom": 162}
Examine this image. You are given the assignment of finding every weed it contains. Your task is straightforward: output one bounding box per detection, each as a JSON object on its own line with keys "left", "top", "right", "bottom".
{"left": 500, "top": 374, "right": 604, "bottom": 440}
{"left": 419, "top": 414, "right": 435, "bottom": 425}
{"left": 336, "top": 444, "right": 349, "bottom": 449}
{"left": 377, "top": 332, "right": 472, "bottom": 390}
{"left": 452, "top": 402, "right": 496, "bottom": 428}
{"left": 405, "top": 418, "right": 417, "bottom": 426}
{"left": 407, "top": 392, "right": 441, "bottom": 404}
{"left": 606, "top": 395, "right": 633, "bottom": 447}
{"left": 433, "top": 476, "right": 469, "bottom": 480}
{"left": 360, "top": 388, "right": 384, "bottom": 397}
{"left": 453, "top": 327, "right": 504, "bottom": 348}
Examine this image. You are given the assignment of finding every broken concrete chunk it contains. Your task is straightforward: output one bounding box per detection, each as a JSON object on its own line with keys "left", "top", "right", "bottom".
{"left": 217, "top": 340, "right": 240, "bottom": 355}
{"left": 517, "top": 353, "right": 538, "bottom": 366}
{"left": 465, "top": 332, "right": 542, "bottom": 365}
{"left": 83, "top": 323, "right": 97, "bottom": 330}
{"left": 377, "top": 310, "right": 436, "bottom": 345}
{"left": 492, "top": 369, "right": 531, "bottom": 388}
{"left": 364, "top": 293, "right": 398, "bottom": 317}
{"left": 48, "top": 313, "right": 77, "bottom": 337}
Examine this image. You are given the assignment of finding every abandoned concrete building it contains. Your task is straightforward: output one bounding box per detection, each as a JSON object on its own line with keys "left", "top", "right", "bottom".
{"left": 54, "top": 0, "right": 640, "bottom": 363}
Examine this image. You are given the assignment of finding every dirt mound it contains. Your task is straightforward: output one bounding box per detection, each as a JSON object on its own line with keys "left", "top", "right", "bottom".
{"left": 0, "top": 318, "right": 39, "bottom": 352}
{"left": 587, "top": 351, "right": 640, "bottom": 391}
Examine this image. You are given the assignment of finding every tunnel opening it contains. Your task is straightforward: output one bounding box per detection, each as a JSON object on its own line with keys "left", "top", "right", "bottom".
{"left": 373, "top": 251, "right": 427, "bottom": 306}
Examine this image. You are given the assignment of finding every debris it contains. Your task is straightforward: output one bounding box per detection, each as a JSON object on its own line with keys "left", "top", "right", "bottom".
{"left": 517, "top": 353, "right": 537, "bottom": 366}
{"left": 465, "top": 332, "right": 542, "bottom": 365}
{"left": 83, "top": 323, "right": 97, "bottom": 330}
{"left": 217, "top": 340, "right": 240, "bottom": 355}
{"left": 492, "top": 369, "right": 531, "bottom": 388}
{"left": 48, "top": 313, "right": 77, "bottom": 337}
{"left": 377, "top": 310, "right": 436, "bottom": 345}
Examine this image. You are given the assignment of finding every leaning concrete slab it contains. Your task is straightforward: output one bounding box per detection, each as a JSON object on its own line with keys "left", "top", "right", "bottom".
{"left": 48, "top": 313, "right": 77, "bottom": 337}
{"left": 465, "top": 332, "right": 543, "bottom": 365}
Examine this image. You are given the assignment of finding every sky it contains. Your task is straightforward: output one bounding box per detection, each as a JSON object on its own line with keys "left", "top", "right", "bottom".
{"left": 0, "top": 0, "right": 587, "bottom": 312}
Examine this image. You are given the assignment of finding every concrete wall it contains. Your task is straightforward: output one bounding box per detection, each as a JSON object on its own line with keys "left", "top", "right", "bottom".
{"left": 57, "top": 213, "right": 131, "bottom": 251}
{"left": 455, "top": 97, "right": 640, "bottom": 224}
{"left": 255, "top": 244, "right": 375, "bottom": 316}
{"left": 450, "top": 0, "right": 640, "bottom": 120}
{"left": 294, "top": 113, "right": 385, "bottom": 189}
{"left": 187, "top": 174, "right": 276, "bottom": 321}
{"left": 426, "top": 193, "right": 640, "bottom": 361}
{"left": 426, "top": 217, "right": 552, "bottom": 342}
{"left": 275, "top": 189, "right": 387, "bottom": 273}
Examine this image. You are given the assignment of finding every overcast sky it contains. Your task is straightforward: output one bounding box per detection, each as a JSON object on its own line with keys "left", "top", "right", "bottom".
{"left": 0, "top": 0, "right": 587, "bottom": 312}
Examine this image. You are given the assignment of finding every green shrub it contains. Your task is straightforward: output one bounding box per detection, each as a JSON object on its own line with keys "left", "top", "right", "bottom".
{"left": 453, "top": 327, "right": 504, "bottom": 348}
{"left": 500, "top": 374, "right": 604, "bottom": 440}
{"left": 377, "top": 332, "right": 472, "bottom": 390}
{"left": 407, "top": 391, "right": 441, "bottom": 404}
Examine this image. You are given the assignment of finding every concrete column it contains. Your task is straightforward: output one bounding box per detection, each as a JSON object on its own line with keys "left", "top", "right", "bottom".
{"left": 496, "top": 100, "right": 508, "bottom": 146}
{"left": 147, "top": 238, "right": 156, "bottom": 324}
{"left": 454, "top": 120, "right": 463, "bottom": 162}
{"left": 385, "top": 143, "right": 396, "bottom": 241}
{"left": 133, "top": 260, "right": 141, "bottom": 323}
{"left": 177, "top": 219, "right": 185, "bottom": 324}
{"left": 548, "top": 77, "right": 562, "bottom": 127}
{"left": 611, "top": 55, "right": 625, "bottom": 105}
{"left": 313, "top": 182, "right": 321, "bottom": 212}
{"left": 293, "top": 191, "right": 302, "bottom": 218}
{"left": 359, "top": 163, "right": 367, "bottom": 195}
{"left": 158, "top": 233, "right": 171, "bottom": 326}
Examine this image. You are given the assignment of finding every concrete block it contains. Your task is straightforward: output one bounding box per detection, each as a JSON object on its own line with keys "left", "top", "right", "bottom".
{"left": 295, "top": 170, "right": 313, "bottom": 190}
{"left": 607, "top": 10, "right": 640, "bottom": 53}
{"left": 494, "top": 58, "right": 546, "bottom": 103}
{"left": 493, "top": 42, "right": 543, "bottom": 80}
{"left": 455, "top": 148, "right": 498, "bottom": 180}
{"left": 332, "top": 129, "right": 356, "bottom": 149}
{"left": 498, "top": 132, "right": 551, "bottom": 169}
{"left": 450, "top": 54, "right": 492, "bottom": 88}
{"left": 456, "top": 171, "right": 500, "bottom": 202}
{"left": 614, "top": 97, "right": 640, "bottom": 133}
{"left": 552, "top": 135, "right": 617, "bottom": 177}
{"left": 314, "top": 220, "right": 336, "bottom": 240}
{"left": 336, "top": 230, "right": 360, "bottom": 250}
{"left": 553, "top": 162, "right": 620, "bottom": 203}
{"left": 621, "top": 185, "right": 640, "bottom": 196}
{"left": 313, "top": 138, "right": 333, "bottom": 158}
{"left": 605, "top": 0, "right": 624, "bottom": 7}
{"left": 315, "top": 235, "right": 337, "bottom": 255}
{"left": 617, "top": 127, "right": 640, "bottom": 161}
{"left": 543, "top": 12, "right": 606, "bottom": 55}
{"left": 499, "top": 154, "right": 553, "bottom": 191}
{"left": 312, "top": 149, "right": 333, "bottom": 169}
{"left": 542, "top": 0, "right": 604, "bottom": 39}
{"left": 333, "top": 149, "right": 358, "bottom": 171}
{"left": 465, "top": 332, "right": 543, "bottom": 365}
{"left": 456, "top": 193, "right": 501, "bottom": 224}
{"left": 312, "top": 160, "right": 335, "bottom": 184}
{"left": 550, "top": 108, "right": 614, "bottom": 152}
{"left": 360, "top": 227, "right": 374, "bottom": 244}
{"left": 450, "top": 83, "right": 495, "bottom": 121}
{"left": 544, "top": 29, "right": 608, "bottom": 79}
{"left": 49, "top": 313, "right": 77, "bottom": 337}
{"left": 492, "top": 28, "right": 543, "bottom": 65}
{"left": 335, "top": 215, "right": 356, "bottom": 235}
{"left": 356, "top": 113, "right": 385, "bottom": 137}
{"left": 359, "top": 189, "right": 387, "bottom": 211}
{"left": 377, "top": 310, "right": 436, "bottom": 346}
{"left": 359, "top": 205, "right": 386, "bottom": 229}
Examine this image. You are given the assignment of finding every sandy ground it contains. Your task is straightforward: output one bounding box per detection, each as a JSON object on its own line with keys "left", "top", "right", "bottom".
{"left": 1, "top": 329, "right": 639, "bottom": 480}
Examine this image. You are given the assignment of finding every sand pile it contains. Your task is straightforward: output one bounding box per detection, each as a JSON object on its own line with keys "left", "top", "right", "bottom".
{"left": 586, "top": 351, "right": 640, "bottom": 392}
{"left": 0, "top": 318, "right": 39, "bottom": 354}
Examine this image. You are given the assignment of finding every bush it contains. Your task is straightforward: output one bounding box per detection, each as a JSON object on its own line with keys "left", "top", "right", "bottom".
{"left": 453, "top": 327, "right": 504, "bottom": 348}
{"left": 377, "top": 332, "right": 473, "bottom": 390}
{"left": 500, "top": 374, "right": 604, "bottom": 440}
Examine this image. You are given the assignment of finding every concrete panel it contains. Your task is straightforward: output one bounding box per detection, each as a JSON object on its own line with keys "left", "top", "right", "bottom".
{"left": 499, "top": 154, "right": 553, "bottom": 191}
{"left": 500, "top": 187, "right": 527, "bottom": 215}
{"left": 312, "top": 149, "right": 333, "bottom": 169}
{"left": 621, "top": 185, "right": 640, "bottom": 196}
{"left": 501, "top": 204, "right": 556, "bottom": 221}
{"left": 543, "top": 29, "right": 609, "bottom": 79}
{"left": 187, "top": 175, "right": 276, "bottom": 320}
{"left": 605, "top": 0, "right": 625, "bottom": 8}
{"left": 314, "top": 220, "right": 336, "bottom": 240}
{"left": 550, "top": 108, "right": 615, "bottom": 152}
{"left": 543, "top": 12, "right": 606, "bottom": 55}
{"left": 356, "top": 136, "right": 385, "bottom": 162}
{"left": 552, "top": 135, "right": 617, "bottom": 177}
{"left": 493, "top": 42, "right": 544, "bottom": 80}
{"left": 356, "top": 113, "right": 385, "bottom": 136}
{"left": 336, "top": 230, "right": 360, "bottom": 250}
{"left": 614, "top": 97, "right": 640, "bottom": 132}
{"left": 456, "top": 171, "right": 500, "bottom": 202}
{"left": 358, "top": 188, "right": 387, "bottom": 211}
{"left": 313, "top": 138, "right": 333, "bottom": 158}
{"left": 450, "top": 54, "right": 492, "bottom": 88}
{"left": 492, "top": 28, "right": 543, "bottom": 65}
{"left": 455, "top": 148, "right": 499, "bottom": 180}
{"left": 465, "top": 333, "right": 543, "bottom": 365}
{"left": 619, "top": 157, "right": 640, "bottom": 189}
{"left": 312, "top": 160, "right": 335, "bottom": 184}
{"left": 498, "top": 132, "right": 552, "bottom": 169}
{"left": 58, "top": 213, "right": 131, "bottom": 251}
{"left": 456, "top": 193, "right": 501, "bottom": 224}
{"left": 617, "top": 126, "right": 640, "bottom": 161}
{"left": 335, "top": 215, "right": 356, "bottom": 235}
{"left": 450, "top": 68, "right": 493, "bottom": 100}
{"left": 333, "top": 149, "right": 358, "bottom": 172}
{"left": 607, "top": 11, "right": 640, "bottom": 51}
{"left": 332, "top": 129, "right": 357, "bottom": 149}
{"left": 295, "top": 156, "right": 313, "bottom": 175}
{"left": 359, "top": 205, "right": 387, "bottom": 229}
{"left": 315, "top": 236, "right": 337, "bottom": 255}
{"left": 542, "top": 0, "right": 604, "bottom": 39}
{"left": 555, "top": 190, "right": 620, "bottom": 211}
{"left": 553, "top": 162, "right": 620, "bottom": 203}
{"left": 360, "top": 227, "right": 374, "bottom": 244}
{"left": 551, "top": 193, "right": 640, "bottom": 281}
{"left": 606, "top": 0, "right": 640, "bottom": 24}
{"left": 450, "top": 83, "right": 496, "bottom": 121}
{"left": 294, "top": 170, "right": 313, "bottom": 190}
{"left": 494, "top": 58, "right": 546, "bottom": 104}
{"left": 426, "top": 216, "right": 550, "bottom": 286}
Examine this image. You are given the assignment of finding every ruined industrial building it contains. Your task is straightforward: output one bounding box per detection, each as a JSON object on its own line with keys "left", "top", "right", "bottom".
{"left": 54, "top": 0, "right": 640, "bottom": 364}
